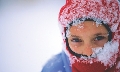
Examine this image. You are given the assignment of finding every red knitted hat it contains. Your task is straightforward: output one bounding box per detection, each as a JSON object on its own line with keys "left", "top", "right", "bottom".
{"left": 58, "top": 0, "right": 120, "bottom": 39}
{"left": 58, "top": 0, "right": 120, "bottom": 72}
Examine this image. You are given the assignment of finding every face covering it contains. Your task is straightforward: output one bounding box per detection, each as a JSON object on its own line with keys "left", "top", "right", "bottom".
{"left": 66, "top": 39, "right": 119, "bottom": 72}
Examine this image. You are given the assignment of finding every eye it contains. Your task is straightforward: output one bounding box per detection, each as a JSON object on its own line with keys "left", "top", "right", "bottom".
{"left": 71, "top": 38, "right": 82, "bottom": 42}
{"left": 94, "top": 36, "right": 105, "bottom": 41}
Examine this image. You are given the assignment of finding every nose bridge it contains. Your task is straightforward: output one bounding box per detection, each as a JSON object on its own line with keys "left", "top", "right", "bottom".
{"left": 82, "top": 40, "right": 93, "bottom": 56}
{"left": 84, "top": 39, "right": 93, "bottom": 48}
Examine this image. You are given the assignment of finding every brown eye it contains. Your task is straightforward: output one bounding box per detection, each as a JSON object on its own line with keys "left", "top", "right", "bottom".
{"left": 71, "top": 38, "right": 82, "bottom": 42}
{"left": 94, "top": 36, "right": 105, "bottom": 41}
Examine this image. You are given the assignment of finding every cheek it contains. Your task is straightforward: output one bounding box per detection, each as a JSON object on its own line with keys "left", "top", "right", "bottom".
{"left": 70, "top": 42, "right": 81, "bottom": 47}
{"left": 94, "top": 39, "right": 108, "bottom": 47}
{"left": 68, "top": 42, "right": 83, "bottom": 53}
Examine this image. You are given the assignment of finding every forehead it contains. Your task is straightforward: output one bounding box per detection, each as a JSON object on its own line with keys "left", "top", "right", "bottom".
{"left": 69, "top": 21, "right": 108, "bottom": 36}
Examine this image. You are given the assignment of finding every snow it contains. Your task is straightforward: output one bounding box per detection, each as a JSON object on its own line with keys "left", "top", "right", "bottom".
{"left": 1, "top": 0, "right": 119, "bottom": 71}
{"left": 59, "top": 0, "right": 120, "bottom": 29}
{"left": 63, "top": 17, "right": 120, "bottom": 67}
{"left": 65, "top": 17, "right": 106, "bottom": 38}
{"left": 93, "top": 41, "right": 119, "bottom": 66}
{"left": 111, "top": 24, "right": 119, "bottom": 32}
{"left": 67, "top": 41, "right": 119, "bottom": 67}
{"left": 116, "top": 61, "right": 120, "bottom": 69}
{"left": 58, "top": 1, "right": 120, "bottom": 72}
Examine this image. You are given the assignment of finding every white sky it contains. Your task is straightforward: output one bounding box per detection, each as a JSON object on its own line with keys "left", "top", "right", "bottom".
{"left": 0, "top": 0, "right": 65, "bottom": 72}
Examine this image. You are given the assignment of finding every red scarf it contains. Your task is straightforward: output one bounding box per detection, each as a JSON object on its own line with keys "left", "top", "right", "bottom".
{"left": 69, "top": 54, "right": 120, "bottom": 72}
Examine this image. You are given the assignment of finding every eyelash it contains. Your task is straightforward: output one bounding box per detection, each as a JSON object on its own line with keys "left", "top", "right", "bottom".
{"left": 71, "top": 38, "right": 82, "bottom": 42}
{"left": 94, "top": 36, "right": 105, "bottom": 41}
{"left": 71, "top": 36, "right": 106, "bottom": 42}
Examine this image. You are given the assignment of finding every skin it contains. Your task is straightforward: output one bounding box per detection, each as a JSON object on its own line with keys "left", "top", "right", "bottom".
{"left": 68, "top": 21, "right": 108, "bottom": 56}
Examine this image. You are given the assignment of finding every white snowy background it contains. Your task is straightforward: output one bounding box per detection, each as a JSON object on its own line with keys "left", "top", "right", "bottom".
{"left": 0, "top": 0, "right": 65, "bottom": 72}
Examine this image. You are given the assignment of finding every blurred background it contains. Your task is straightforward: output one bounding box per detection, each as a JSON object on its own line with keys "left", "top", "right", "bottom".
{"left": 0, "top": 0, "right": 65, "bottom": 72}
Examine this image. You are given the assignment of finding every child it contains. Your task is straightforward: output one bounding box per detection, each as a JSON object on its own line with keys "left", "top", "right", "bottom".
{"left": 41, "top": 0, "right": 120, "bottom": 72}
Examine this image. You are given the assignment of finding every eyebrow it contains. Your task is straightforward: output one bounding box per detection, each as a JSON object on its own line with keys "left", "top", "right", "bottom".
{"left": 71, "top": 35, "right": 80, "bottom": 38}
{"left": 70, "top": 33, "right": 108, "bottom": 38}
{"left": 94, "top": 33, "right": 108, "bottom": 36}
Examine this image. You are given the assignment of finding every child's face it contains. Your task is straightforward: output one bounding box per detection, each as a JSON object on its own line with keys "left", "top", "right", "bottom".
{"left": 68, "top": 21, "right": 108, "bottom": 56}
